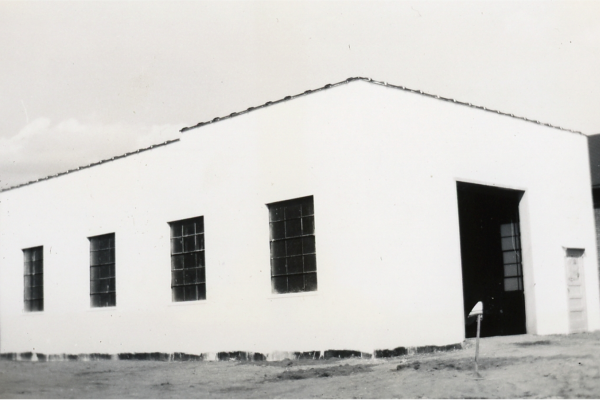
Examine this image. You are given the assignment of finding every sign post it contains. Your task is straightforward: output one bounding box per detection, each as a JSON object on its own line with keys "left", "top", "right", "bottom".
{"left": 468, "top": 301, "right": 483, "bottom": 377}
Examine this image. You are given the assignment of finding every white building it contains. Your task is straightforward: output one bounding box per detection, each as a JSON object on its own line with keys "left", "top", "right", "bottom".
{"left": 1, "top": 78, "right": 599, "bottom": 360}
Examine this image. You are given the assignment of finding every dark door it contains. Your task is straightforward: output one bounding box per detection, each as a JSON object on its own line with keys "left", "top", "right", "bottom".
{"left": 457, "top": 182, "right": 526, "bottom": 338}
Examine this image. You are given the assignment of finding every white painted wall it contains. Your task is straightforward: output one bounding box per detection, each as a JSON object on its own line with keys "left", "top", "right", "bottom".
{"left": 1, "top": 80, "right": 599, "bottom": 356}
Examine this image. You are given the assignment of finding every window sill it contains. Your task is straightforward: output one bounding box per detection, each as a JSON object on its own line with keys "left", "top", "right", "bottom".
{"left": 21, "top": 310, "right": 44, "bottom": 316}
{"left": 167, "top": 300, "right": 210, "bottom": 307}
{"left": 87, "top": 306, "right": 118, "bottom": 313}
{"left": 268, "top": 291, "right": 319, "bottom": 300}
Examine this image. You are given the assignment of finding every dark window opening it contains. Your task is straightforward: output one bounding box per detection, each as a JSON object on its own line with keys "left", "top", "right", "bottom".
{"left": 457, "top": 182, "right": 526, "bottom": 338}
{"left": 268, "top": 196, "right": 317, "bottom": 294}
{"left": 89, "top": 233, "right": 116, "bottom": 307}
{"left": 170, "top": 217, "right": 206, "bottom": 301}
{"left": 23, "top": 246, "right": 44, "bottom": 312}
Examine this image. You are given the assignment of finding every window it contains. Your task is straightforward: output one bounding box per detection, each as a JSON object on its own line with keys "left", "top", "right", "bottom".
{"left": 170, "top": 217, "right": 206, "bottom": 301}
{"left": 23, "top": 246, "right": 43, "bottom": 312}
{"left": 268, "top": 196, "right": 317, "bottom": 294}
{"left": 500, "top": 222, "right": 523, "bottom": 291}
{"left": 89, "top": 233, "right": 116, "bottom": 307}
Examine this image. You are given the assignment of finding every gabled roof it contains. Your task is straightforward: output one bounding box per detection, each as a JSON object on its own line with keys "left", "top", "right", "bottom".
{"left": 181, "top": 77, "right": 584, "bottom": 135}
{"left": 1, "top": 77, "right": 584, "bottom": 193}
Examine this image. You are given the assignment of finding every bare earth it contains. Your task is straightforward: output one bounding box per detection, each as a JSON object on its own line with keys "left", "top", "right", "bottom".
{"left": 1, "top": 332, "right": 599, "bottom": 398}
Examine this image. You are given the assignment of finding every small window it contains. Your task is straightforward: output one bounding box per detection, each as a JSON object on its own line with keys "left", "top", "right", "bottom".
{"left": 268, "top": 196, "right": 317, "bottom": 294}
{"left": 89, "top": 233, "right": 116, "bottom": 307}
{"left": 500, "top": 222, "right": 523, "bottom": 292}
{"left": 169, "top": 217, "right": 206, "bottom": 302}
{"left": 23, "top": 246, "right": 43, "bottom": 312}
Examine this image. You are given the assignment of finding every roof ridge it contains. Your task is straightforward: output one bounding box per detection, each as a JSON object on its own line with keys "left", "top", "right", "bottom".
{"left": 180, "top": 76, "right": 584, "bottom": 136}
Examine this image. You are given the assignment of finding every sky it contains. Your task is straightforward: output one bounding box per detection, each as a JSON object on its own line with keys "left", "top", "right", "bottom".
{"left": 1, "top": 1, "right": 600, "bottom": 189}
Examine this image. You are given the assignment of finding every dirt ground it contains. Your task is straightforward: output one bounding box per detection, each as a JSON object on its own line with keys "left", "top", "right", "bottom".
{"left": 1, "top": 332, "right": 599, "bottom": 398}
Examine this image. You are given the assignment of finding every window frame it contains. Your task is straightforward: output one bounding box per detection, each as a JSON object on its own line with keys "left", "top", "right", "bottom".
{"left": 89, "top": 233, "right": 116, "bottom": 308}
{"left": 267, "top": 195, "right": 317, "bottom": 294}
{"left": 169, "top": 216, "right": 206, "bottom": 302}
{"left": 23, "top": 246, "right": 44, "bottom": 312}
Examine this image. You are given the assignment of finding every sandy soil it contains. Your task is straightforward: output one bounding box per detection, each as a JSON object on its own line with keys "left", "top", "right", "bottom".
{"left": 1, "top": 332, "right": 599, "bottom": 398}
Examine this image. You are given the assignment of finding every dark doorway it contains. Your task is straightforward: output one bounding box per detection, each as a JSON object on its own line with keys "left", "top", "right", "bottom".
{"left": 457, "top": 182, "right": 526, "bottom": 338}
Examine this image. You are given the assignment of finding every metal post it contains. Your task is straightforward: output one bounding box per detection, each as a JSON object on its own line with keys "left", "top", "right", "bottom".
{"left": 475, "top": 314, "right": 482, "bottom": 377}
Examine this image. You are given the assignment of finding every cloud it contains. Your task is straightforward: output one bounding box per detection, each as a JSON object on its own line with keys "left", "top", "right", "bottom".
{"left": 0, "top": 118, "right": 182, "bottom": 189}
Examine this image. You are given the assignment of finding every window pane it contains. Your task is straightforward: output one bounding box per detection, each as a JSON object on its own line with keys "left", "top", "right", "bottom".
{"left": 90, "top": 266, "right": 101, "bottom": 280}
{"left": 32, "top": 285, "right": 43, "bottom": 299}
{"left": 97, "top": 278, "right": 108, "bottom": 294}
{"left": 197, "top": 251, "right": 205, "bottom": 268}
{"left": 286, "top": 219, "right": 302, "bottom": 238}
{"left": 286, "top": 204, "right": 302, "bottom": 219}
{"left": 172, "top": 270, "right": 183, "bottom": 286}
{"left": 99, "top": 236, "right": 110, "bottom": 250}
{"left": 24, "top": 276, "right": 32, "bottom": 290}
{"left": 197, "top": 235, "right": 205, "bottom": 251}
{"left": 302, "top": 236, "right": 316, "bottom": 254}
{"left": 272, "top": 276, "right": 287, "bottom": 293}
{"left": 106, "top": 293, "right": 116, "bottom": 307}
{"left": 196, "top": 267, "right": 206, "bottom": 284}
{"left": 33, "top": 259, "right": 43, "bottom": 274}
{"left": 24, "top": 250, "right": 33, "bottom": 262}
{"left": 173, "top": 286, "right": 185, "bottom": 302}
{"left": 288, "top": 274, "right": 304, "bottom": 292}
{"left": 183, "top": 236, "right": 196, "bottom": 252}
{"left": 302, "top": 216, "right": 315, "bottom": 235}
{"left": 302, "top": 201, "right": 314, "bottom": 217}
{"left": 197, "top": 284, "right": 206, "bottom": 300}
{"left": 91, "top": 251, "right": 100, "bottom": 265}
{"left": 504, "top": 277, "right": 521, "bottom": 292}
{"left": 91, "top": 294, "right": 102, "bottom": 307}
{"left": 501, "top": 237, "right": 520, "bottom": 251}
{"left": 183, "top": 221, "right": 195, "bottom": 236}
{"left": 108, "top": 264, "right": 116, "bottom": 278}
{"left": 503, "top": 251, "right": 519, "bottom": 264}
{"left": 31, "top": 299, "right": 43, "bottom": 312}
{"left": 24, "top": 261, "right": 33, "bottom": 275}
{"left": 305, "top": 273, "right": 318, "bottom": 292}
{"left": 269, "top": 206, "right": 285, "bottom": 222}
{"left": 24, "top": 287, "right": 32, "bottom": 301}
{"left": 90, "top": 279, "right": 101, "bottom": 294}
{"left": 108, "top": 278, "right": 116, "bottom": 292}
{"left": 171, "top": 255, "right": 184, "bottom": 270}
{"left": 270, "top": 221, "right": 285, "bottom": 240}
{"left": 504, "top": 264, "right": 519, "bottom": 278}
{"left": 304, "top": 254, "right": 317, "bottom": 272}
{"left": 500, "top": 223, "right": 518, "bottom": 237}
{"left": 32, "top": 274, "right": 43, "bottom": 287}
{"left": 100, "top": 264, "right": 112, "bottom": 279}
{"left": 271, "top": 241, "right": 286, "bottom": 258}
{"left": 171, "top": 238, "right": 183, "bottom": 254}
{"left": 182, "top": 253, "right": 194, "bottom": 269}
{"left": 170, "top": 222, "right": 182, "bottom": 238}
{"left": 94, "top": 249, "right": 114, "bottom": 265}
{"left": 287, "top": 238, "right": 303, "bottom": 256}
{"left": 184, "top": 269, "right": 196, "bottom": 285}
{"left": 184, "top": 285, "right": 197, "bottom": 301}
{"left": 271, "top": 258, "right": 286, "bottom": 276}
{"left": 196, "top": 218, "right": 204, "bottom": 234}
{"left": 287, "top": 256, "right": 303, "bottom": 274}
